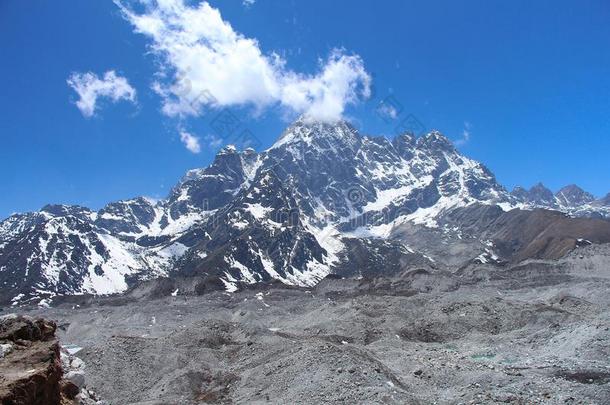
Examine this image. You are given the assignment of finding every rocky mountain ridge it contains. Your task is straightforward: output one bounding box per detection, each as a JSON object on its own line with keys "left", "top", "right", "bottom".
{"left": 511, "top": 182, "right": 610, "bottom": 218}
{"left": 1, "top": 118, "right": 609, "bottom": 306}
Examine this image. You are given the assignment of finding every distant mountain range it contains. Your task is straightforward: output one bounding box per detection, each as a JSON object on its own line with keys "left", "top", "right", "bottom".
{"left": 1, "top": 118, "right": 609, "bottom": 306}
{"left": 511, "top": 183, "right": 610, "bottom": 218}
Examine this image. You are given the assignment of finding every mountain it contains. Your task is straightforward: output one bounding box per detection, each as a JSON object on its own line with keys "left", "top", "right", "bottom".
{"left": 511, "top": 182, "right": 610, "bottom": 218}
{"left": 511, "top": 182, "right": 558, "bottom": 208}
{"left": 1, "top": 118, "right": 609, "bottom": 306}
{"left": 555, "top": 184, "right": 595, "bottom": 208}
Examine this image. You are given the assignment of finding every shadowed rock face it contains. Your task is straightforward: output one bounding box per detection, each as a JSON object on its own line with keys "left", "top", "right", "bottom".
{"left": 0, "top": 315, "right": 63, "bottom": 405}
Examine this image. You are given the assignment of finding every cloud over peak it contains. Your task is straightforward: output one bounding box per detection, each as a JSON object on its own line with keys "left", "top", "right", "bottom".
{"left": 179, "top": 131, "right": 201, "bottom": 153}
{"left": 455, "top": 121, "right": 471, "bottom": 146}
{"left": 67, "top": 70, "right": 136, "bottom": 117}
{"left": 115, "top": 0, "right": 370, "bottom": 122}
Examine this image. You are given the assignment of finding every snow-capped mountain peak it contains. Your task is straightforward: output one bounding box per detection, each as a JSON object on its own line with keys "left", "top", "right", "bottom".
{"left": 1, "top": 118, "right": 608, "bottom": 305}
{"left": 270, "top": 118, "right": 360, "bottom": 150}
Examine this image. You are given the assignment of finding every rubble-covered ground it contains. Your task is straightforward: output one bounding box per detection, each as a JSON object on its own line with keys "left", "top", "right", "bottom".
{"left": 11, "top": 244, "right": 610, "bottom": 404}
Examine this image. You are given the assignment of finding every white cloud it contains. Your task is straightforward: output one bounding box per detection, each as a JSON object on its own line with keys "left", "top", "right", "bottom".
{"left": 180, "top": 131, "right": 201, "bottom": 153}
{"left": 242, "top": 0, "right": 256, "bottom": 7}
{"left": 375, "top": 97, "right": 401, "bottom": 121}
{"left": 455, "top": 121, "right": 471, "bottom": 146}
{"left": 114, "top": 0, "right": 370, "bottom": 122}
{"left": 281, "top": 50, "right": 371, "bottom": 123}
{"left": 204, "top": 134, "right": 223, "bottom": 149}
{"left": 67, "top": 70, "right": 136, "bottom": 117}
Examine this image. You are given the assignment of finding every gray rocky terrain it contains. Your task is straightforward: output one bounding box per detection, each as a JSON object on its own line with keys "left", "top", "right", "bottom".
{"left": 9, "top": 243, "right": 609, "bottom": 404}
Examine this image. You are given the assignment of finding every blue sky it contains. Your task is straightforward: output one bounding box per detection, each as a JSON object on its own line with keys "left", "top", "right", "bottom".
{"left": 1, "top": 0, "right": 609, "bottom": 219}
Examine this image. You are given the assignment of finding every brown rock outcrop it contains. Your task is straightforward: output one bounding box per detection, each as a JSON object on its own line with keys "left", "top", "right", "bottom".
{"left": 0, "top": 315, "right": 64, "bottom": 405}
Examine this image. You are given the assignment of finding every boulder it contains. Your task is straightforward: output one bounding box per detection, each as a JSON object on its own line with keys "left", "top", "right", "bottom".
{"left": 65, "top": 370, "right": 86, "bottom": 389}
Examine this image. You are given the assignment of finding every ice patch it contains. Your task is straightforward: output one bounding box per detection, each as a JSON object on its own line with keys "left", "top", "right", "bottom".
{"left": 62, "top": 344, "right": 83, "bottom": 355}
{"left": 221, "top": 278, "right": 238, "bottom": 293}
{"left": 244, "top": 203, "right": 273, "bottom": 220}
